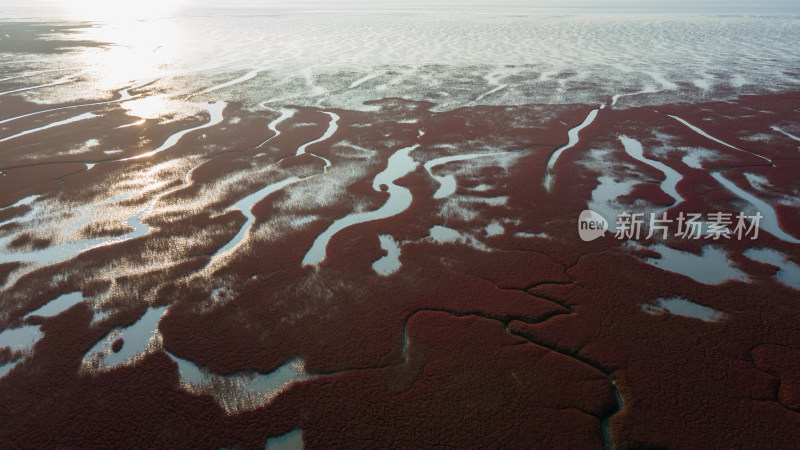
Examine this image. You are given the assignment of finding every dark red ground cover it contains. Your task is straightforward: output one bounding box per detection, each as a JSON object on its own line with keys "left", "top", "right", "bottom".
{"left": 1, "top": 92, "right": 799, "bottom": 448}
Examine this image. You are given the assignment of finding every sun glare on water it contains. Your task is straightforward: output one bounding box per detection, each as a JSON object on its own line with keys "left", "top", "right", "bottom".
{"left": 55, "top": 0, "right": 192, "bottom": 98}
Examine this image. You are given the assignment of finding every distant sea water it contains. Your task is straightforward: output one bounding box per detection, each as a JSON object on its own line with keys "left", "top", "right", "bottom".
{"left": 1, "top": 3, "right": 799, "bottom": 114}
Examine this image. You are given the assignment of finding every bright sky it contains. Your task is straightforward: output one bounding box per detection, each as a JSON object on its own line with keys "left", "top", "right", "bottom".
{"left": 184, "top": 0, "right": 798, "bottom": 12}
{"left": 174, "top": 0, "right": 798, "bottom": 13}
{"left": 3, "top": 0, "right": 800, "bottom": 19}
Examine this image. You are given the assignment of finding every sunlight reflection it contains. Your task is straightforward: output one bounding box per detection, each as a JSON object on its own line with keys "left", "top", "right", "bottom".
{"left": 122, "top": 95, "right": 184, "bottom": 121}
{"left": 63, "top": 5, "right": 186, "bottom": 96}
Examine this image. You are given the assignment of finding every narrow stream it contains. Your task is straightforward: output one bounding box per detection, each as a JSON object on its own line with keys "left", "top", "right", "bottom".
{"left": 0, "top": 82, "right": 141, "bottom": 126}
{"left": 474, "top": 84, "right": 507, "bottom": 102}
{"left": 0, "top": 200, "right": 150, "bottom": 265}
{"left": 26, "top": 291, "right": 85, "bottom": 318}
{"left": 0, "top": 68, "right": 71, "bottom": 84}
{"left": 423, "top": 152, "right": 504, "bottom": 199}
{"left": 255, "top": 108, "right": 295, "bottom": 148}
{"left": 619, "top": 136, "right": 683, "bottom": 206}
{"left": 302, "top": 144, "right": 419, "bottom": 266}
{"left": 186, "top": 69, "right": 262, "bottom": 100}
{"left": 208, "top": 110, "right": 340, "bottom": 267}
{"left": 0, "top": 75, "right": 75, "bottom": 97}
{"left": 209, "top": 176, "right": 306, "bottom": 264}
{"left": 710, "top": 171, "right": 800, "bottom": 244}
{"left": 0, "top": 112, "right": 98, "bottom": 143}
{"left": 119, "top": 101, "right": 226, "bottom": 161}
{"left": 771, "top": 125, "right": 800, "bottom": 142}
{"left": 544, "top": 108, "right": 601, "bottom": 192}
{"left": 611, "top": 87, "right": 658, "bottom": 107}
{"left": 296, "top": 112, "right": 339, "bottom": 169}
{"left": 666, "top": 114, "right": 773, "bottom": 166}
